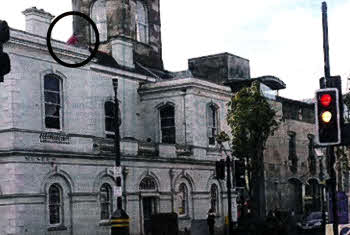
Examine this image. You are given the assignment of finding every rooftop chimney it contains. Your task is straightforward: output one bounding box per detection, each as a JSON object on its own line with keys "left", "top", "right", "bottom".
{"left": 22, "top": 7, "right": 54, "bottom": 37}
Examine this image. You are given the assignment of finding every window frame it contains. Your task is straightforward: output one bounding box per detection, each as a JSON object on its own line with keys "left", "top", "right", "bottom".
{"left": 178, "top": 183, "right": 188, "bottom": 216}
{"left": 48, "top": 183, "right": 64, "bottom": 227}
{"left": 43, "top": 74, "right": 63, "bottom": 131}
{"left": 100, "top": 183, "right": 113, "bottom": 220}
{"left": 135, "top": 1, "right": 149, "bottom": 44}
{"left": 159, "top": 104, "right": 176, "bottom": 144}
{"left": 207, "top": 103, "right": 219, "bottom": 147}
{"left": 210, "top": 184, "right": 219, "bottom": 214}
{"left": 90, "top": 0, "right": 108, "bottom": 43}
{"left": 104, "top": 100, "right": 115, "bottom": 139}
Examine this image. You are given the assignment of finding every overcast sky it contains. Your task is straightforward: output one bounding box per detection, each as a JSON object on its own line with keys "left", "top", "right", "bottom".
{"left": 1, "top": 0, "right": 350, "bottom": 100}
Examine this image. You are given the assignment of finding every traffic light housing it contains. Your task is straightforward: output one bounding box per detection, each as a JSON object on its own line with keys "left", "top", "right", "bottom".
{"left": 315, "top": 88, "right": 341, "bottom": 145}
{"left": 215, "top": 160, "right": 225, "bottom": 180}
{"left": 235, "top": 159, "right": 246, "bottom": 188}
{"left": 0, "top": 20, "right": 10, "bottom": 82}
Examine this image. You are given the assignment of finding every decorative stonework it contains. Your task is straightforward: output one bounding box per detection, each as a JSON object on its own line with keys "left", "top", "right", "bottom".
{"left": 39, "top": 132, "right": 70, "bottom": 144}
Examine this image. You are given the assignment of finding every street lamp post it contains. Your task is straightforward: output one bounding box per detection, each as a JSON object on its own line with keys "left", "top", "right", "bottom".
{"left": 226, "top": 155, "right": 234, "bottom": 235}
{"left": 110, "top": 79, "right": 130, "bottom": 235}
{"left": 218, "top": 141, "right": 234, "bottom": 235}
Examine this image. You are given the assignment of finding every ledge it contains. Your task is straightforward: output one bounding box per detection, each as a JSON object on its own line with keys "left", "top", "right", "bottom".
{"left": 48, "top": 225, "right": 67, "bottom": 231}
{"left": 98, "top": 220, "right": 111, "bottom": 226}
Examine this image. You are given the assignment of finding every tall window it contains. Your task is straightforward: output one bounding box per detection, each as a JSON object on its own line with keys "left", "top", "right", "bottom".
{"left": 100, "top": 183, "right": 113, "bottom": 220}
{"left": 178, "top": 183, "right": 188, "bottom": 215}
{"left": 91, "top": 0, "right": 107, "bottom": 42}
{"left": 210, "top": 184, "right": 219, "bottom": 213}
{"left": 160, "top": 105, "right": 175, "bottom": 144}
{"left": 105, "top": 101, "right": 115, "bottom": 138}
{"left": 288, "top": 131, "right": 298, "bottom": 173}
{"left": 207, "top": 104, "right": 218, "bottom": 145}
{"left": 44, "top": 74, "right": 62, "bottom": 130}
{"left": 308, "top": 134, "right": 316, "bottom": 175}
{"left": 48, "top": 184, "right": 63, "bottom": 225}
{"left": 136, "top": 1, "right": 148, "bottom": 43}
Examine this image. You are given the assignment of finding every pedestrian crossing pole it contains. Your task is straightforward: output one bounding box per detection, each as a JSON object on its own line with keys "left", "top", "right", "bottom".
{"left": 110, "top": 79, "right": 130, "bottom": 235}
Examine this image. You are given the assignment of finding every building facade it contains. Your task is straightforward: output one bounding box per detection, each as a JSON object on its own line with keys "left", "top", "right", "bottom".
{"left": 0, "top": 2, "right": 239, "bottom": 235}
{"left": 0, "top": 1, "right": 331, "bottom": 235}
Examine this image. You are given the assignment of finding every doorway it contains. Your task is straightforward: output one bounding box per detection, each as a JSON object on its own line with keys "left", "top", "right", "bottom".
{"left": 143, "top": 197, "right": 157, "bottom": 235}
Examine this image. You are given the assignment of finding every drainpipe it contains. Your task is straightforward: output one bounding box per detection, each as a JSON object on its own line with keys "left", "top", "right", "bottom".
{"left": 182, "top": 88, "right": 187, "bottom": 146}
{"left": 169, "top": 169, "right": 175, "bottom": 212}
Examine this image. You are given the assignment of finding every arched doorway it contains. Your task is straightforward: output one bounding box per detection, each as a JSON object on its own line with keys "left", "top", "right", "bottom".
{"left": 287, "top": 178, "right": 303, "bottom": 214}
{"left": 305, "top": 178, "right": 321, "bottom": 213}
{"left": 139, "top": 176, "right": 159, "bottom": 235}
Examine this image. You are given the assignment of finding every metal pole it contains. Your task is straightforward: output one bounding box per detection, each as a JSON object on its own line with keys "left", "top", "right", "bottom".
{"left": 319, "top": 158, "right": 326, "bottom": 232}
{"left": 322, "top": 1, "right": 330, "bottom": 79}
{"left": 110, "top": 79, "right": 130, "bottom": 235}
{"left": 321, "top": 3, "right": 338, "bottom": 234}
{"left": 226, "top": 155, "right": 233, "bottom": 235}
{"left": 329, "top": 147, "right": 338, "bottom": 235}
{"left": 113, "top": 79, "right": 122, "bottom": 210}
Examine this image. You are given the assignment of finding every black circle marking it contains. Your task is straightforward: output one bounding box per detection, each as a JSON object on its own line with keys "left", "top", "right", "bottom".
{"left": 46, "top": 11, "right": 100, "bottom": 68}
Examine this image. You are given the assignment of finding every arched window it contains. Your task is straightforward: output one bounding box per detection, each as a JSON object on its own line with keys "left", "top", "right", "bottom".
{"left": 140, "top": 177, "right": 157, "bottom": 191}
{"left": 136, "top": 1, "right": 148, "bottom": 43}
{"left": 105, "top": 101, "right": 115, "bottom": 138}
{"left": 48, "top": 184, "right": 63, "bottom": 225}
{"left": 44, "top": 74, "right": 62, "bottom": 130}
{"left": 178, "top": 183, "right": 188, "bottom": 216}
{"left": 210, "top": 184, "right": 219, "bottom": 213}
{"left": 159, "top": 105, "right": 175, "bottom": 144}
{"left": 100, "top": 183, "right": 113, "bottom": 220}
{"left": 91, "top": 0, "right": 107, "bottom": 43}
{"left": 207, "top": 104, "right": 218, "bottom": 145}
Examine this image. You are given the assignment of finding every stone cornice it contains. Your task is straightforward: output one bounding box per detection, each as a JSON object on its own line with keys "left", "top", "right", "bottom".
{"left": 8, "top": 28, "right": 91, "bottom": 62}
{"left": 90, "top": 64, "right": 156, "bottom": 82}
{"left": 138, "top": 78, "right": 232, "bottom": 98}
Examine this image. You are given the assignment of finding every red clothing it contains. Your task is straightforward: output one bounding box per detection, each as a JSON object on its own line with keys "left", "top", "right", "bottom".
{"left": 67, "top": 35, "right": 78, "bottom": 45}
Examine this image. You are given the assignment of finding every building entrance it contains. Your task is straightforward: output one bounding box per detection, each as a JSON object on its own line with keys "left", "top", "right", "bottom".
{"left": 143, "top": 197, "right": 157, "bottom": 235}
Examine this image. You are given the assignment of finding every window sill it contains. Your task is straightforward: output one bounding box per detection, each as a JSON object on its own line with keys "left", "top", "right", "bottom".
{"left": 48, "top": 225, "right": 67, "bottom": 231}
{"left": 44, "top": 128, "right": 63, "bottom": 133}
{"left": 99, "top": 220, "right": 111, "bottom": 226}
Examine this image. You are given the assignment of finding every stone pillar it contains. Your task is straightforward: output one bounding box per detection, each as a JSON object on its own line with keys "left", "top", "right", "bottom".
{"left": 111, "top": 38, "right": 134, "bottom": 68}
{"left": 22, "top": 7, "right": 54, "bottom": 38}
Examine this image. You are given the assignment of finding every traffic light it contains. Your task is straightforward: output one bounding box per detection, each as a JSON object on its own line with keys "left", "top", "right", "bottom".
{"left": 215, "top": 159, "right": 225, "bottom": 180}
{"left": 235, "top": 159, "right": 246, "bottom": 188}
{"left": 315, "top": 88, "right": 341, "bottom": 145}
{"left": 0, "top": 20, "right": 10, "bottom": 82}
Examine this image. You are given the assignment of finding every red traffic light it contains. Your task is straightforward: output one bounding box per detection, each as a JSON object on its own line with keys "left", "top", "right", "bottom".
{"left": 320, "top": 94, "right": 332, "bottom": 107}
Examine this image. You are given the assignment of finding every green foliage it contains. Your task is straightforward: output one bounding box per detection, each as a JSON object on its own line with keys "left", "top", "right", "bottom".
{"left": 216, "top": 131, "right": 230, "bottom": 144}
{"left": 226, "top": 81, "right": 279, "bottom": 159}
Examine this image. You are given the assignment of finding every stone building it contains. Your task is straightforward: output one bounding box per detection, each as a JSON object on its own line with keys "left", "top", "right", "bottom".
{"left": 263, "top": 96, "right": 325, "bottom": 215}
{"left": 0, "top": 1, "right": 328, "bottom": 235}
{"left": 0, "top": 2, "right": 240, "bottom": 235}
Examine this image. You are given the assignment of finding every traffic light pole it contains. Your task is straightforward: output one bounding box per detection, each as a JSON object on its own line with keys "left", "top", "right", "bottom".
{"left": 321, "top": 3, "right": 338, "bottom": 235}
{"left": 328, "top": 147, "right": 338, "bottom": 235}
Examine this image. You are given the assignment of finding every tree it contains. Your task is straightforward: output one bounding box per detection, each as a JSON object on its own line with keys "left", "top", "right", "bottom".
{"left": 224, "top": 81, "right": 279, "bottom": 216}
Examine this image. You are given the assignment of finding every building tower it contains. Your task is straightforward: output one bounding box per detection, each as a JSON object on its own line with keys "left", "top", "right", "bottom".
{"left": 71, "top": 0, "right": 163, "bottom": 69}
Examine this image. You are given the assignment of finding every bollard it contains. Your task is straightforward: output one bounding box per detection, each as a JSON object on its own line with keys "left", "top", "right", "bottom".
{"left": 110, "top": 208, "right": 130, "bottom": 235}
